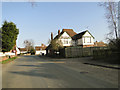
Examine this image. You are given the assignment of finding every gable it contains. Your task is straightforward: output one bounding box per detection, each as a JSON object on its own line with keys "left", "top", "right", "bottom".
{"left": 62, "top": 29, "right": 77, "bottom": 37}
{"left": 83, "top": 32, "right": 92, "bottom": 37}
{"left": 54, "top": 29, "right": 76, "bottom": 40}
{"left": 72, "top": 30, "right": 94, "bottom": 40}
{"left": 83, "top": 31, "right": 94, "bottom": 39}
{"left": 59, "top": 32, "right": 72, "bottom": 39}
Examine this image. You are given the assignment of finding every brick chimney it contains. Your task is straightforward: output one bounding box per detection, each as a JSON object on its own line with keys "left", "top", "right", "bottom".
{"left": 51, "top": 32, "right": 53, "bottom": 40}
{"left": 41, "top": 44, "right": 44, "bottom": 47}
{"left": 58, "top": 30, "right": 60, "bottom": 35}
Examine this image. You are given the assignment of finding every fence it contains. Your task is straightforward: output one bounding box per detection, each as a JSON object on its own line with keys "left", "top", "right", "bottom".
{"left": 61, "top": 46, "right": 108, "bottom": 58}
{"left": 0, "top": 52, "right": 16, "bottom": 61}
{"left": 93, "top": 49, "right": 119, "bottom": 63}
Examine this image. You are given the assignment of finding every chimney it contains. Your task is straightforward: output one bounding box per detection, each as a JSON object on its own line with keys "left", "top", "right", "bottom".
{"left": 41, "top": 44, "right": 44, "bottom": 47}
{"left": 58, "top": 30, "right": 60, "bottom": 35}
{"left": 51, "top": 32, "right": 53, "bottom": 40}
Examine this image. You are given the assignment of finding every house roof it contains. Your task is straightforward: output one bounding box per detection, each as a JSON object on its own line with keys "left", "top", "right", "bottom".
{"left": 72, "top": 30, "right": 94, "bottom": 40}
{"left": 18, "top": 48, "right": 27, "bottom": 51}
{"left": 94, "top": 41, "right": 107, "bottom": 47}
{"left": 35, "top": 46, "right": 46, "bottom": 51}
{"left": 45, "top": 44, "right": 51, "bottom": 50}
{"left": 54, "top": 29, "right": 77, "bottom": 39}
{"left": 62, "top": 29, "right": 77, "bottom": 37}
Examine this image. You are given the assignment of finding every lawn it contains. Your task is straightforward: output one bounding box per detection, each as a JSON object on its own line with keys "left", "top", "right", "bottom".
{"left": 0, "top": 57, "right": 17, "bottom": 64}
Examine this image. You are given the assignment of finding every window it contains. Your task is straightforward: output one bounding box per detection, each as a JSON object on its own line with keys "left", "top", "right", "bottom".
{"left": 84, "top": 37, "right": 91, "bottom": 43}
{"left": 84, "top": 37, "right": 85, "bottom": 43}
{"left": 87, "top": 37, "right": 90, "bottom": 43}
{"left": 90, "top": 37, "right": 91, "bottom": 43}
{"left": 64, "top": 39, "right": 68, "bottom": 44}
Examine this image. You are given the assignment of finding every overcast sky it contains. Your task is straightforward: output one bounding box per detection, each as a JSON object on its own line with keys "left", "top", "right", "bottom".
{"left": 2, "top": 2, "right": 109, "bottom": 47}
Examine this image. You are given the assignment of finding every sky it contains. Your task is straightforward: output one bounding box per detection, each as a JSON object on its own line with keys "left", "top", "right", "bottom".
{"left": 2, "top": 2, "right": 109, "bottom": 48}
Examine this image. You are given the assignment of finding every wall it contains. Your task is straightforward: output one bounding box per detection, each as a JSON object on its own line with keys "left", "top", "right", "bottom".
{"left": 82, "top": 32, "right": 94, "bottom": 45}
{"left": 77, "top": 39, "right": 82, "bottom": 45}
{"left": 59, "top": 32, "right": 72, "bottom": 46}
{"left": 63, "top": 46, "right": 107, "bottom": 58}
{"left": 36, "top": 50, "right": 46, "bottom": 55}
{"left": 16, "top": 47, "right": 20, "bottom": 54}
{"left": 93, "top": 49, "right": 119, "bottom": 62}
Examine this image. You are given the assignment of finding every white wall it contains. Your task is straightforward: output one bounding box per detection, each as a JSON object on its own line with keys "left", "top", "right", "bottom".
{"left": 16, "top": 47, "right": 20, "bottom": 54}
{"left": 5, "top": 52, "right": 15, "bottom": 56}
{"left": 76, "top": 31, "right": 94, "bottom": 46}
{"left": 59, "top": 32, "right": 72, "bottom": 46}
{"left": 82, "top": 32, "right": 94, "bottom": 45}
{"left": 0, "top": 52, "right": 5, "bottom": 57}
{"left": 36, "top": 50, "right": 46, "bottom": 55}
{"left": 20, "top": 51, "right": 27, "bottom": 54}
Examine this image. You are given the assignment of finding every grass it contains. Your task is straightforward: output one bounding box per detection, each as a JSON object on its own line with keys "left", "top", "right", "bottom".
{"left": 0, "top": 57, "right": 17, "bottom": 64}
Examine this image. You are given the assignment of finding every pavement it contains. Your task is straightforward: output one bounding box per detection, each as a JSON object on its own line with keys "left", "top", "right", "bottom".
{"left": 2, "top": 55, "right": 119, "bottom": 88}
{"left": 40, "top": 56, "right": 120, "bottom": 69}
{"left": 66, "top": 57, "right": 119, "bottom": 69}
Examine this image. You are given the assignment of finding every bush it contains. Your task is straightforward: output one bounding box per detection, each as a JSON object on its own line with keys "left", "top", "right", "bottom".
{"left": 108, "top": 38, "right": 120, "bottom": 52}
{"left": 30, "top": 48, "right": 35, "bottom": 55}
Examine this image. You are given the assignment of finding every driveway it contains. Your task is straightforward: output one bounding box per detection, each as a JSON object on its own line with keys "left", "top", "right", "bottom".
{"left": 2, "top": 55, "right": 118, "bottom": 88}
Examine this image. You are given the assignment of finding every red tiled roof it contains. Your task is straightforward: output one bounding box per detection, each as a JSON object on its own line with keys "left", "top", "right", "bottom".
{"left": 54, "top": 29, "right": 77, "bottom": 39}
{"left": 94, "top": 41, "right": 107, "bottom": 47}
{"left": 35, "top": 46, "right": 46, "bottom": 51}
{"left": 18, "top": 48, "right": 27, "bottom": 51}
{"left": 62, "top": 29, "right": 77, "bottom": 37}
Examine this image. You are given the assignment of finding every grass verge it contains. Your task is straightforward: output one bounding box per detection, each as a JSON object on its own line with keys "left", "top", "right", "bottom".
{"left": 0, "top": 57, "right": 17, "bottom": 64}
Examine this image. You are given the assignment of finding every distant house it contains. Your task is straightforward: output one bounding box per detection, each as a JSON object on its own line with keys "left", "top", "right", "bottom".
{"left": 94, "top": 41, "right": 107, "bottom": 47}
{"left": 0, "top": 45, "right": 20, "bottom": 56}
{"left": 35, "top": 44, "right": 46, "bottom": 55}
{"left": 18, "top": 48, "right": 27, "bottom": 54}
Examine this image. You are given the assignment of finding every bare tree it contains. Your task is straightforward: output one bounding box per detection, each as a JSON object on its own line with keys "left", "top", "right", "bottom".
{"left": 99, "top": 1, "right": 118, "bottom": 39}
{"left": 50, "top": 39, "right": 63, "bottom": 51}
{"left": 118, "top": 1, "right": 120, "bottom": 38}
{"left": 23, "top": 39, "right": 34, "bottom": 53}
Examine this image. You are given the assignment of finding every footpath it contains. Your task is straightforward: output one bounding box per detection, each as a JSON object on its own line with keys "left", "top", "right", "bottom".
{"left": 39, "top": 56, "right": 120, "bottom": 70}
{"left": 67, "top": 57, "right": 120, "bottom": 70}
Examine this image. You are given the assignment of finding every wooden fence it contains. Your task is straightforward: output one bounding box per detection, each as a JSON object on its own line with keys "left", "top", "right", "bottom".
{"left": 60, "top": 46, "right": 108, "bottom": 58}
{"left": 93, "top": 49, "right": 119, "bottom": 63}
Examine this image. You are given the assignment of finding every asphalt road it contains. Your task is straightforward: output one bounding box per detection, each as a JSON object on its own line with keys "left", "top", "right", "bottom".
{"left": 2, "top": 55, "right": 118, "bottom": 88}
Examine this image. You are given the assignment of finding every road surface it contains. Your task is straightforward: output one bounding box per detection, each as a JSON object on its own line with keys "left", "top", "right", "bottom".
{"left": 2, "top": 55, "right": 118, "bottom": 88}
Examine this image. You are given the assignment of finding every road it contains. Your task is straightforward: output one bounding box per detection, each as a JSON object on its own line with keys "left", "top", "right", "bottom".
{"left": 2, "top": 55, "right": 118, "bottom": 88}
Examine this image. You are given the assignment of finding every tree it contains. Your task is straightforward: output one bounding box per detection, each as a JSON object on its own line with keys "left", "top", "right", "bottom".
{"left": 50, "top": 39, "right": 63, "bottom": 51}
{"left": 118, "top": 1, "right": 120, "bottom": 38}
{"left": 30, "top": 47, "right": 35, "bottom": 55}
{"left": 23, "top": 39, "right": 34, "bottom": 53}
{"left": 2, "top": 21, "right": 19, "bottom": 52}
{"left": 99, "top": 1, "right": 118, "bottom": 39}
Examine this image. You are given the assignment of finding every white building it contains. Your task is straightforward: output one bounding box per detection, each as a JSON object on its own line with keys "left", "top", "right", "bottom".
{"left": 18, "top": 48, "right": 27, "bottom": 54}
{"left": 35, "top": 44, "right": 46, "bottom": 55}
